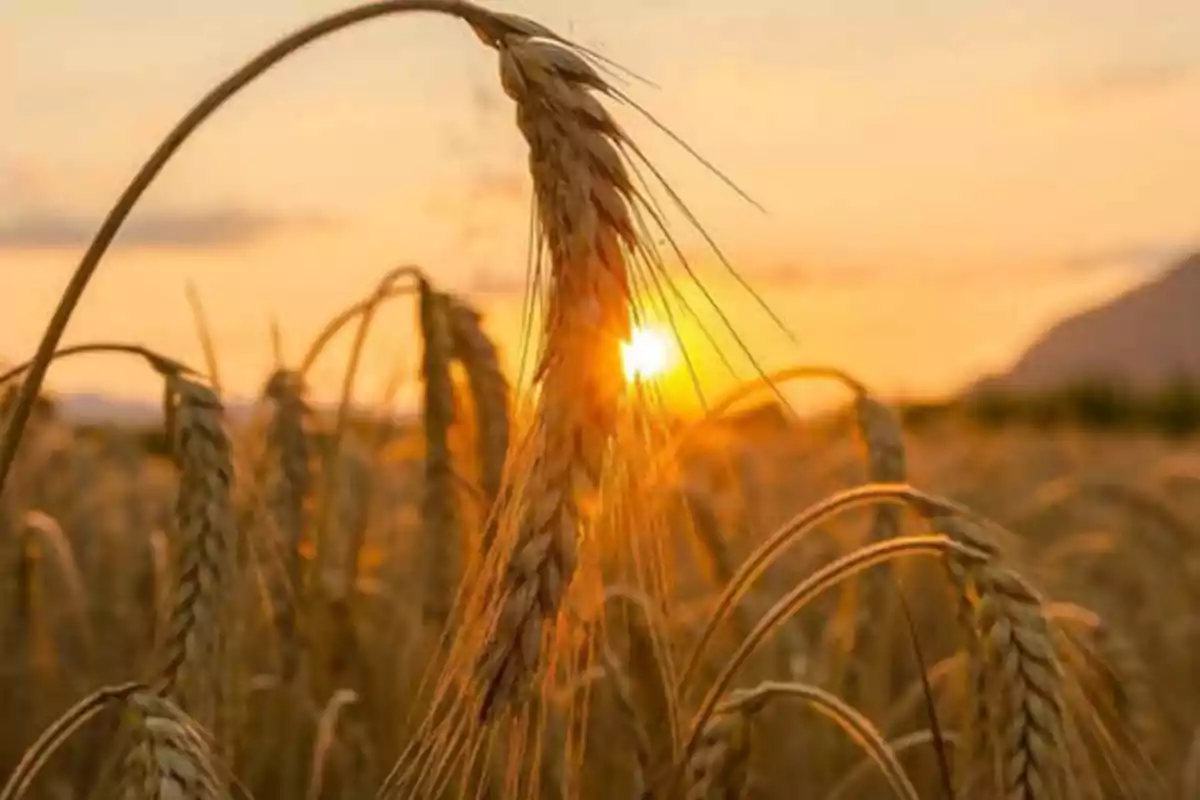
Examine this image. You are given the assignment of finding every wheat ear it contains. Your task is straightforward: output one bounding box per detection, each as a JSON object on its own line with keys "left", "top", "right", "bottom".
{"left": 263, "top": 368, "right": 312, "bottom": 679}
{"left": 684, "top": 699, "right": 752, "bottom": 799}
{"left": 1047, "top": 601, "right": 1160, "bottom": 793}
{"left": 419, "top": 283, "right": 460, "bottom": 626}
{"left": 855, "top": 394, "right": 908, "bottom": 540}
{"left": 932, "top": 513, "right": 1070, "bottom": 800}
{"left": 159, "top": 374, "right": 239, "bottom": 737}
{"left": 447, "top": 295, "right": 511, "bottom": 513}
{"left": 122, "top": 690, "right": 228, "bottom": 799}
{"left": 472, "top": 29, "right": 635, "bottom": 719}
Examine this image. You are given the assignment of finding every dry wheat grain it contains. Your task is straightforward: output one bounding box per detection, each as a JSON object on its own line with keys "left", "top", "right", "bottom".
{"left": 263, "top": 369, "right": 312, "bottom": 680}
{"left": 419, "top": 284, "right": 459, "bottom": 626}
{"left": 121, "top": 690, "right": 228, "bottom": 800}
{"left": 931, "top": 513, "right": 1070, "bottom": 800}
{"left": 471, "top": 28, "right": 636, "bottom": 720}
{"left": 159, "top": 374, "right": 239, "bottom": 738}
{"left": 446, "top": 295, "right": 511, "bottom": 514}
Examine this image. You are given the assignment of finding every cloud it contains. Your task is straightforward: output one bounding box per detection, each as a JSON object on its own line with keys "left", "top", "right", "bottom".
{"left": 741, "top": 261, "right": 882, "bottom": 288}
{"left": 0, "top": 206, "right": 335, "bottom": 251}
{"left": 469, "top": 268, "right": 527, "bottom": 295}
{"left": 0, "top": 163, "right": 46, "bottom": 199}
{"left": 1063, "top": 62, "right": 1195, "bottom": 105}
{"left": 1059, "top": 242, "right": 1194, "bottom": 274}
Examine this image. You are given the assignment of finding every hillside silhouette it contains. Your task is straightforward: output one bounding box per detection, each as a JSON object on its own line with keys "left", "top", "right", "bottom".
{"left": 979, "top": 251, "right": 1200, "bottom": 391}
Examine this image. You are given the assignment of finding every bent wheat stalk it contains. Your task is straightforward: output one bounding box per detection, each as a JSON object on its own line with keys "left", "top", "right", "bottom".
{"left": 676, "top": 534, "right": 977, "bottom": 791}
{"left": 0, "top": 343, "right": 194, "bottom": 387}
{"left": 677, "top": 483, "right": 974, "bottom": 696}
{"left": 472, "top": 29, "right": 637, "bottom": 719}
{"left": 0, "top": 0, "right": 545, "bottom": 496}
{"left": 694, "top": 682, "right": 922, "bottom": 800}
{"left": 319, "top": 266, "right": 423, "bottom": 600}
{"left": 0, "top": 682, "right": 144, "bottom": 800}
{"left": 298, "top": 265, "right": 423, "bottom": 378}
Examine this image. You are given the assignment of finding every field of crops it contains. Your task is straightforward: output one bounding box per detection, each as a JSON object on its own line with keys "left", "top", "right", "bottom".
{"left": 3, "top": 369, "right": 1199, "bottom": 798}
{"left": 3, "top": 2, "right": 1198, "bottom": 798}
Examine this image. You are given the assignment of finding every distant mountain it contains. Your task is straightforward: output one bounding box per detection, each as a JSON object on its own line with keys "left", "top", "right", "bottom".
{"left": 51, "top": 392, "right": 415, "bottom": 426}
{"left": 56, "top": 393, "right": 163, "bottom": 425}
{"left": 55, "top": 393, "right": 256, "bottom": 425}
{"left": 978, "top": 252, "right": 1200, "bottom": 392}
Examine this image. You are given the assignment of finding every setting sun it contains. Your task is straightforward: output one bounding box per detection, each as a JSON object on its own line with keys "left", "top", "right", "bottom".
{"left": 621, "top": 325, "right": 677, "bottom": 383}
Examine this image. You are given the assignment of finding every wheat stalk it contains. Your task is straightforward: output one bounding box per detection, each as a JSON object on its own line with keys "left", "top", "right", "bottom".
{"left": 686, "top": 682, "right": 921, "bottom": 800}
{"left": 0, "top": 682, "right": 143, "bottom": 800}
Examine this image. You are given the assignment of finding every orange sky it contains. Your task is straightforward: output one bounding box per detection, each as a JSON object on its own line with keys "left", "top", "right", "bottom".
{"left": 4, "top": 0, "right": 1199, "bottom": 411}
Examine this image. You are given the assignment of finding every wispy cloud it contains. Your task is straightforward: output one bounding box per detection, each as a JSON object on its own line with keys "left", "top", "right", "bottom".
{"left": 1063, "top": 62, "right": 1195, "bottom": 105}
{"left": 741, "top": 261, "right": 884, "bottom": 288}
{"left": 469, "top": 268, "right": 527, "bottom": 295}
{"left": 1059, "top": 241, "right": 1196, "bottom": 273}
{"left": 0, "top": 206, "right": 335, "bottom": 251}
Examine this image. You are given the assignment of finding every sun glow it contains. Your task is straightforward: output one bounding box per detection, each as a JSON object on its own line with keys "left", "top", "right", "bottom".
{"left": 621, "top": 325, "right": 677, "bottom": 383}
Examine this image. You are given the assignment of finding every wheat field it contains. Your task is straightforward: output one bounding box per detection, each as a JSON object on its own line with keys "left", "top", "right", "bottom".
{"left": 3, "top": 3, "right": 1198, "bottom": 798}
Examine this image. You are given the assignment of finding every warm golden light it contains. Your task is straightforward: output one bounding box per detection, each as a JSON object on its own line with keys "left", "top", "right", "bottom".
{"left": 621, "top": 325, "right": 676, "bottom": 383}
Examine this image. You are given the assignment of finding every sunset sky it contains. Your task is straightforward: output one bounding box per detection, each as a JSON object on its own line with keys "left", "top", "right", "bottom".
{"left": 4, "top": 0, "right": 1199, "bottom": 412}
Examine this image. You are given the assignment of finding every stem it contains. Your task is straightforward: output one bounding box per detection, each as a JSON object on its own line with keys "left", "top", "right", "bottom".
{"left": 298, "top": 266, "right": 423, "bottom": 377}
{"left": 652, "top": 364, "right": 868, "bottom": 482}
{"left": 315, "top": 268, "right": 422, "bottom": 599}
{"left": 184, "top": 281, "right": 223, "bottom": 395}
{"left": 719, "top": 682, "right": 922, "bottom": 800}
{"left": 0, "top": 0, "right": 494, "bottom": 497}
{"left": 0, "top": 343, "right": 196, "bottom": 386}
{"left": 0, "top": 682, "right": 143, "bottom": 800}
{"left": 672, "top": 536, "right": 958, "bottom": 798}
{"left": 676, "top": 483, "right": 961, "bottom": 696}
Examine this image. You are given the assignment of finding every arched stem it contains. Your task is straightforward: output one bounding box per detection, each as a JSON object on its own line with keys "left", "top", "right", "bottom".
{"left": 298, "top": 266, "right": 423, "bottom": 377}
{"left": 0, "top": 682, "right": 143, "bottom": 800}
{"left": 0, "top": 0, "right": 497, "bottom": 495}
{"left": 676, "top": 483, "right": 963, "bottom": 696}
{"left": 313, "top": 267, "right": 423, "bottom": 597}
{"left": 672, "top": 535, "right": 962, "bottom": 797}
{"left": 652, "top": 364, "right": 869, "bottom": 481}
{"left": 0, "top": 343, "right": 197, "bottom": 386}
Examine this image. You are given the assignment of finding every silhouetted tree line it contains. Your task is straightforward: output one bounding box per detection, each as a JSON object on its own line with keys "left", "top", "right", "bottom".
{"left": 900, "top": 376, "right": 1200, "bottom": 438}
